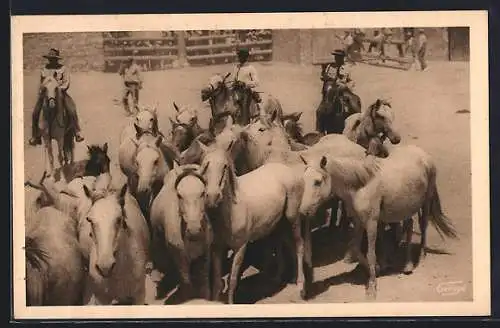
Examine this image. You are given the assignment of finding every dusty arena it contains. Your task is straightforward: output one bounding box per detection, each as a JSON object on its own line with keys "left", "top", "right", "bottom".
{"left": 22, "top": 60, "right": 472, "bottom": 304}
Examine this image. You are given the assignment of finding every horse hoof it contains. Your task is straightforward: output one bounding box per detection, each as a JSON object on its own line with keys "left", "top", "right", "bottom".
{"left": 403, "top": 265, "right": 414, "bottom": 275}
{"left": 365, "top": 284, "right": 377, "bottom": 301}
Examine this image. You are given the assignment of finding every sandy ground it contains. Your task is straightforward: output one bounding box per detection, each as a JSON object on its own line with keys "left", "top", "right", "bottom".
{"left": 22, "top": 60, "right": 472, "bottom": 304}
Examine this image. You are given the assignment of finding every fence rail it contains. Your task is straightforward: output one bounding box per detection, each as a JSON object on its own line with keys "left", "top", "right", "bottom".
{"left": 102, "top": 30, "right": 273, "bottom": 72}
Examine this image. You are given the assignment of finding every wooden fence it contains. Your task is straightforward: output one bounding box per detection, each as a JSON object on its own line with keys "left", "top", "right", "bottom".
{"left": 103, "top": 30, "right": 273, "bottom": 72}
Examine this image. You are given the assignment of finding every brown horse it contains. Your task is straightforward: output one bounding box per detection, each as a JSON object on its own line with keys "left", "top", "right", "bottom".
{"left": 52, "top": 143, "right": 111, "bottom": 182}
{"left": 169, "top": 102, "right": 205, "bottom": 153}
{"left": 282, "top": 112, "right": 324, "bottom": 149}
{"left": 351, "top": 145, "right": 458, "bottom": 300}
{"left": 38, "top": 75, "right": 76, "bottom": 175}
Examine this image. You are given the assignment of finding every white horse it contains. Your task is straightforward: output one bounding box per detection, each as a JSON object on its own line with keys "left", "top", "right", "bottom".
{"left": 351, "top": 145, "right": 458, "bottom": 300}
{"left": 78, "top": 184, "right": 150, "bottom": 305}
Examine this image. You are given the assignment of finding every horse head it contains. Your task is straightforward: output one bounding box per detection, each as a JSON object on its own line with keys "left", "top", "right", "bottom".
{"left": 84, "top": 183, "right": 129, "bottom": 279}
{"left": 298, "top": 154, "right": 332, "bottom": 218}
{"left": 198, "top": 140, "right": 237, "bottom": 209}
{"left": 366, "top": 135, "right": 390, "bottom": 158}
{"left": 369, "top": 99, "right": 401, "bottom": 145}
{"left": 135, "top": 106, "right": 159, "bottom": 136}
{"left": 201, "top": 73, "right": 231, "bottom": 102}
{"left": 85, "top": 143, "right": 111, "bottom": 176}
{"left": 174, "top": 166, "right": 208, "bottom": 240}
{"left": 41, "top": 75, "right": 61, "bottom": 110}
{"left": 131, "top": 124, "right": 168, "bottom": 194}
{"left": 282, "top": 112, "right": 304, "bottom": 143}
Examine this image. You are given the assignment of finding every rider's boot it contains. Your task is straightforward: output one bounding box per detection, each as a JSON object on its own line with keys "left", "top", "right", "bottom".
{"left": 29, "top": 111, "right": 42, "bottom": 146}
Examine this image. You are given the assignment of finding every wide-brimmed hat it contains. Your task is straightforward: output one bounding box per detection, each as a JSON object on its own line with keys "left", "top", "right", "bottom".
{"left": 237, "top": 48, "right": 250, "bottom": 57}
{"left": 418, "top": 28, "right": 425, "bottom": 33}
{"left": 331, "top": 49, "right": 346, "bottom": 57}
{"left": 42, "top": 48, "right": 62, "bottom": 60}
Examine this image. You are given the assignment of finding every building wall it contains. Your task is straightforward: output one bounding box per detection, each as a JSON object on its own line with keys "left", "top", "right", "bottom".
{"left": 23, "top": 32, "right": 104, "bottom": 72}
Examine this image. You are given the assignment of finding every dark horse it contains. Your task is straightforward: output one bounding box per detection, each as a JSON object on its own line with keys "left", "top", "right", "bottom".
{"left": 315, "top": 79, "right": 362, "bottom": 135}
{"left": 52, "top": 143, "right": 111, "bottom": 182}
{"left": 282, "top": 112, "right": 324, "bottom": 149}
{"left": 38, "top": 75, "right": 76, "bottom": 175}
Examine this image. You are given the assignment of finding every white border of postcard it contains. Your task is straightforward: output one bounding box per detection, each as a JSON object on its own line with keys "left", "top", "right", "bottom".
{"left": 11, "top": 11, "right": 490, "bottom": 319}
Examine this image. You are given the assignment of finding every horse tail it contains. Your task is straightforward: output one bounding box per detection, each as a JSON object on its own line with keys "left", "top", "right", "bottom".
{"left": 25, "top": 235, "right": 50, "bottom": 306}
{"left": 426, "top": 183, "right": 458, "bottom": 241}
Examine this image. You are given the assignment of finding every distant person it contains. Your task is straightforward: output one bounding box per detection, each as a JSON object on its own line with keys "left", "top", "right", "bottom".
{"left": 29, "top": 48, "right": 84, "bottom": 146}
{"left": 342, "top": 30, "right": 355, "bottom": 62}
{"left": 417, "top": 28, "right": 428, "bottom": 71}
{"left": 119, "top": 51, "right": 143, "bottom": 115}
{"left": 405, "top": 30, "right": 419, "bottom": 70}
{"left": 368, "top": 30, "right": 383, "bottom": 53}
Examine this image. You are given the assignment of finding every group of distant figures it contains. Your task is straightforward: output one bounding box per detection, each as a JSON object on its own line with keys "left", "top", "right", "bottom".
{"left": 340, "top": 27, "right": 429, "bottom": 71}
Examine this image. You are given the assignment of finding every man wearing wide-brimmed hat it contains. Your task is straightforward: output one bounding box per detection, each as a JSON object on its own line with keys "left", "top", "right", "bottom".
{"left": 417, "top": 28, "right": 428, "bottom": 71}
{"left": 231, "top": 47, "right": 261, "bottom": 119}
{"left": 29, "top": 48, "right": 84, "bottom": 146}
{"left": 320, "top": 49, "right": 359, "bottom": 113}
{"left": 119, "top": 50, "right": 143, "bottom": 115}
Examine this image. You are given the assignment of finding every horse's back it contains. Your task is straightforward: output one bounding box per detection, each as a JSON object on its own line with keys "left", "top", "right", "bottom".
{"left": 307, "top": 133, "right": 366, "bottom": 159}
{"left": 27, "top": 207, "right": 85, "bottom": 305}
{"left": 124, "top": 191, "right": 151, "bottom": 251}
{"left": 343, "top": 113, "right": 362, "bottom": 141}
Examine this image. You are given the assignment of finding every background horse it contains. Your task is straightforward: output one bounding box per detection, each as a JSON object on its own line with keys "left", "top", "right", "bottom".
{"left": 351, "top": 145, "right": 458, "bottom": 300}
{"left": 79, "top": 184, "right": 150, "bottom": 305}
{"left": 198, "top": 143, "right": 309, "bottom": 303}
{"left": 282, "top": 112, "right": 325, "bottom": 149}
{"left": 53, "top": 143, "right": 111, "bottom": 182}
{"left": 169, "top": 102, "right": 204, "bottom": 153}
{"left": 38, "top": 74, "right": 76, "bottom": 174}
{"left": 25, "top": 206, "right": 85, "bottom": 306}
{"left": 150, "top": 164, "right": 212, "bottom": 302}
{"left": 201, "top": 73, "right": 235, "bottom": 118}
{"left": 343, "top": 98, "right": 401, "bottom": 157}
{"left": 316, "top": 80, "right": 361, "bottom": 135}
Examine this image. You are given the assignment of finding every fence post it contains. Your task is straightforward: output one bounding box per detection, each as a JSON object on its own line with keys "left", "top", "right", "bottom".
{"left": 176, "top": 31, "right": 188, "bottom": 67}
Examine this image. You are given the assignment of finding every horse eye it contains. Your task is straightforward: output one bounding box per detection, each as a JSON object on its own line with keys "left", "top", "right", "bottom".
{"left": 258, "top": 127, "right": 265, "bottom": 132}
{"left": 314, "top": 179, "right": 322, "bottom": 186}
{"left": 177, "top": 193, "right": 183, "bottom": 200}
{"left": 86, "top": 217, "right": 92, "bottom": 223}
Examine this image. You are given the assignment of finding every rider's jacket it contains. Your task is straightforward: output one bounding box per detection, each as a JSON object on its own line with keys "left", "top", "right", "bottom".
{"left": 232, "top": 62, "right": 259, "bottom": 89}
{"left": 40, "top": 64, "right": 70, "bottom": 92}
{"left": 120, "top": 63, "right": 143, "bottom": 85}
{"left": 322, "top": 62, "right": 355, "bottom": 90}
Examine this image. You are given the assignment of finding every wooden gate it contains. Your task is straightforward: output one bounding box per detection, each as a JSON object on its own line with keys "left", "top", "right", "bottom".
{"left": 103, "top": 30, "right": 273, "bottom": 72}
{"left": 448, "top": 27, "right": 470, "bottom": 61}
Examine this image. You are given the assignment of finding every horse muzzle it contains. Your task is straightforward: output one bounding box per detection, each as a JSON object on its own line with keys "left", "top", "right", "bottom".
{"left": 95, "top": 259, "right": 117, "bottom": 278}
{"left": 48, "top": 98, "right": 56, "bottom": 108}
{"left": 386, "top": 130, "right": 401, "bottom": 144}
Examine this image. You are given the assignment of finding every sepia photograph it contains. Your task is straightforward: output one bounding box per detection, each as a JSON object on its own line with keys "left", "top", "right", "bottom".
{"left": 11, "top": 11, "right": 490, "bottom": 319}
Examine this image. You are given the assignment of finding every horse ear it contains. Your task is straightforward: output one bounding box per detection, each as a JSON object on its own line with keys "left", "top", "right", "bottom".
{"left": 196, "top": 139, "right": 209, "bottom": 153}
{"left": 226, "top": 140, "right": 234, "bottom": 152}
{"left": 155, "top": 136, "right": 163, "bottom": 148}
{"left": 102, "top": 142, "right": 108, "bottom": 153}
{"left": 87, "top": 145, "right": 92, "bottom": 152}
{"left": 169, "top": 117, "right": 176, "bottom": 127}
{"left": 172, "top": 159, "right": 180, "bottom": 170}
{"left": 173, "top": 102, "right": 180, "bottom": 112}
{"left": 375, "top": 99, "right": 382, "bottom": 108}
{"left": 270, "top": 109, "right": 278, "bottom": 124}
{"left": 117, "top": 183, "right": 128, "bottom": 208}
{"left": 292, "top": 112, "right": 303, "bottom": 122}
{"left": 299, "top": 154, "right": 308, "bottom": 165}
{"left": 223, "top": 72, "right": 231, "bottom": 81}
{"left": 320, "top": 155, "right": 328, "bottom": 169}
{"left": 83, "top": 184, "right": 93, "bottom": 200}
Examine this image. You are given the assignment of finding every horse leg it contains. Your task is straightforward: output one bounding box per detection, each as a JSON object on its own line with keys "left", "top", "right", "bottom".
{"left": 56, "top": 140, "right": 65, "bottom": 168}
{"left": 418, "top": 207, "right": 428, "bottom": 263}
{"left": 302, "top": 214, "right": 313, "bottom": 299}
{"left": 200, "top": 251, "right": 211, "bottom": 301}
{"left": 365, "top": 219, "right": 379, "bottom": 300}
{"left": 227, "top": 243, "right": 247, "bottom": 304}
{"left": 210, "top": 244, "right": 224, "bottom": 302}
{"left": 402, "top": 217, "right": 415, "bottom": 274}
{"left": 43, "top": 137, "right": 55, "bottom": 175}
{"left": 173, "top": 251, "right": 193, "bottom": 302}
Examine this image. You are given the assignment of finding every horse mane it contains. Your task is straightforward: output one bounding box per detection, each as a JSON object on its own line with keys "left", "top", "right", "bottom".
{"left": 158, "top": 142, "right": 180, "bottom": 170}
{"left": 364, "top": 99, "right": 392, "bottom": 117}
{"left": 25, "top": 234, "right": 50, "bottom": 306}
{"left": 283, "top": 117, "right": 304, "bottom": 141}
{"left": 174, "top": 167, "right": 206, "bottom": 190}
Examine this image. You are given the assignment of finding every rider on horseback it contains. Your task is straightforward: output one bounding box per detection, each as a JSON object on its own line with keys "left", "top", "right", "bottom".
{"left": 29, "top": 48, "right": 84, "bottom": 146}
{"left": 232, "top": 48, "right": 262, "bottom": 119}
{"left": 320, "top": 49, "right": 358, "bottom": 114}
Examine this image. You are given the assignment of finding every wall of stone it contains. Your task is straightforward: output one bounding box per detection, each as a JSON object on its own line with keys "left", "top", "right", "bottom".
{"left": 23, "top": 32, "right": 104, "bottom": 72}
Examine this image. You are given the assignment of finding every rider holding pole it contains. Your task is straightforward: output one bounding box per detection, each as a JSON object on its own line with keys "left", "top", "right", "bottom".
{"left": 29, "top": 48, "right": 84, "bottom": 146}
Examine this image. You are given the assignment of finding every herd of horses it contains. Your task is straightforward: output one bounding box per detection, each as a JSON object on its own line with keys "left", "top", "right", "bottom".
{"left": 24, "top": 70, "right": 459, "bottom": 306}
